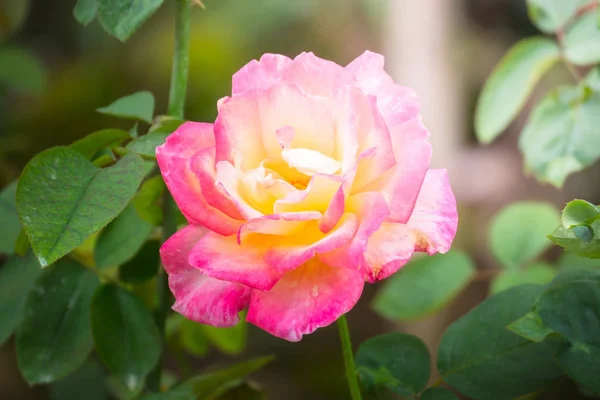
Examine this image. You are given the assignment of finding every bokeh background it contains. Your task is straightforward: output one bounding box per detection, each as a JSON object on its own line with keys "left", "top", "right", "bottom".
{"left": 1, "top": 0, "right": 597, "bottom": 399}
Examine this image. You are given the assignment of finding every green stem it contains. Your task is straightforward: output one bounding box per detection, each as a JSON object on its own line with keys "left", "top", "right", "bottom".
{"left": 337, "top": 315, "right": 363, "bottom": 400}
{"left": 147, "top": 0, "right": 192, "bottom": 392}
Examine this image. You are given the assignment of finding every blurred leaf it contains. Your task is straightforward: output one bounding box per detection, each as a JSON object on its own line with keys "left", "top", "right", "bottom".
{"left": 562, "top": 199, "right": 600, "bottom": 228}
{"left": 549, "top": 220, "right": 600, "bottom": 258}
{"left": 91, "top": 284, "right": 160, "bottom": 392}
{"left": 526, "top": 0, "right": 582, "bottom": 33}
{"left": 148, "top": 115, "right": 185, "bottom": 134}
{"left": 0, "top": 254, "right": 42, "bottom": 345}
{"left": 372, "top": 250, "right": 474, "bottom": 321}
{"left": 133, "top": 175, "right": 165, "bottom": 225}
{"left": 420, "top": 387, "right": 459, "bottom": 400}
{"left": 74, "top": 0, "right": 98, "bottom": 26}
{"left": 16, "top": 260, "right": 99, "bottom": 385}
{"left": 474, "top": 37, "right": 559, "bottom": 144}
{"left": 202, "top": 318, "right": 248, "bottom": 356}
{"left": 14, "top": 228, "right": 30, "bottom": 256}
{"left": 519, "top": 85, "right": 600, "bottom": 187}
{"left": 140, "top": 356, "right": 275, "bottom": 400}
{"left": 490, "top": 263, "right": 556, "bottom": 293}
{"left": 93, "top": 154, "right": 116, "bottom": 168}
{"left": 0, "top": 47, "right": 46, "bottom": 95}
{"left": 489, "top": 202, "right": 560, "bottom": 269}
{"left": 17, "top": 148, "right": 146, "bottom": 267}
{"left": 557, "top": 344, "right": 600, "bottom": 396}
{"left": 94, "top": 204, "right": 153, "bottom": 269}
{"left": 70, "top": 129, "right": 130, "bottom": 159}
{"left": 564, "top": 11, "right": 600, "bottom": 66}
{"left": 557, "top": 251, "right": 600, "bottom": 269}
{"left": 50, "top": 360, "right": 107, "bottom": 400}
{"left": 356, "top": 333, "right": 430, "bottom": 396}
{"left": 126, "top": 132, "right": 167, "bottom": 158}
{"left": 119, "top": 239, "right": 160, "bottom": 284}
{"left": 97, "top": 0, "right": 164, "bottom": 42}
{"left": 0, "top": 181, "right": 20, "bottom": 254}
{"left": 97, "top": 91, "right": 155, "bottom": 123}
{"left": 214, "top": 381, "right": 265, "bottom": 400}
{"left": 180, "top": 319, "right": 210, "bottom": 357}
{"left": 437, "top": 285, "right": 564, "bottom": 400}
{"left": 507, "top": 311, "right": 554, "bottom": 343}
{"left": 0, "top": 0, "right": 30, "bottom": 40}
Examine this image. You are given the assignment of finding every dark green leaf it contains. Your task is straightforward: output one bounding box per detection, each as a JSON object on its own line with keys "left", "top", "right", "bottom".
{"left": 564, "top": 11, "right": 600, "bottom": 66}
{"left": 372, "top": 250, "right": 474, "bottom": 321}
{"left": 70, "top": 129, "right": 130, "bottom": 159}
{"left": 50, "top": 360, "right": 107, "bottom": 400}
{"left": 16, "top": 260, "right": 99, "bottom": 385}
{"left": 213, "top": 382, "right": 265, "bottom": 400}
{"left": 0, "top": 254, "right": 42, "bottom": 345}
{"left": 0, "top": 47, "right": 46, "bottom": 95}
{"left": 17, "top": 148, "right": 146, "bottom": 267}
{"left": 437, "top": 285, "right": 564, "bottom": 400}
{"left": 119, "top": 239, "right": 160, "bottom": 284}
{"left": 507, "top": 311, "right": 554, "bottom": 343}
{"left": 96, "top": 91, "right": 155, "bottom": 123}
{"left": 97, "top": 0, "right": 164, "bottom": 42}
{"left": 556, "top": 343, "right": 600, "bottom": 395}
{"left": 475, "top": 37, "right": 559, "bottom": 143}
{"left": 0, "top": 181, "right": 21, "bottom": 254}
{"left": 356, "top": 333, "right": 430, "bottom": 396}
{"left": 490, "top": 263, "right": 556, "bottom": 294}
{"left": 526, "top": 0, "right": 582, "bottom": 33}
{"left": 549, "top": 220, "right": 600, "bottom": 258}
{"left": 91, "top": 284, "right": 160, "bottom": 391}
{"left": 126, "top": 132, "right": 167, "bottom": 158}
{"left": 133, "top": 175, "right": 164, "bottom": 225}
{"left": 74, "top": 0, "right": 98, "bottom": 25}
{"left": 561, "top": 199, "right": 600, "bottom": 228}
{"left": 140, "top": 356, "right": 274, "bottom": 400}
{"left": 489, "top": 202, "right": 560, "bottom": 269}
{"left": 420, "top": 387, "right": 459, "bottom": 400}
{"left": 14, "top": 228, "right": 30, "bottom": 256}
{"left": 94, "top": 204, "right": 153, "bottom": 269}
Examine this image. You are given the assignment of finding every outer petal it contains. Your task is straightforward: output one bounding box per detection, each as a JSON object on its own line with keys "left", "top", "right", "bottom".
{"left": 282, "top": 52, "right": 349, "bottom": 97}
{"left": 232, "top": 53, "right": 292, "bottom": 95}
{"left": 161, "top": 225, "right": 251, "bottom": 327}
{"left": 246, "top": 258, "right": 364, "bottom": 342}
{"left": 346, "top": 51, "right": 419, "bottom": 127}
{"left": 156, "top": 122, "right": 242, "bottom": 236}
{"left": 188, "top": 231, "right": 284, "bottom": 291}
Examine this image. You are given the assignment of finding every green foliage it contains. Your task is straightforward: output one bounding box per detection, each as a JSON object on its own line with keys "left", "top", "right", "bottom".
{"left": 564, "top": 11, "right": 600, "bottom": 66}
{"left": 17, "top": 148, "right": 146, "bottom": 266}
{"left": 16, "top": 260, "right": 99, "bottom": 385}
{"left": 549, "top": 221, "right": 600, "bottom": 258}
{"left": 437, "top": 285, "right": 564, "bottom": 400}
{"left": 179, "top": 319, "right": 210, "bottom": 357}
{"left": 561, "top": 199, "right": 600, "bottom": 227}
{"left": 74, "top": 0, "right": 99, "bottom": 26}
{"left": 0, "top": 0, "right": 30, "bottom": 40}
{"left": 91, "top": 284, "right": 161, "bottom": 392}
{"left": 420, "top": 388, "right": 459, "bottom": 400}
{"left": 97, "top": 0, "right": 165, "bottom": 42}
{"left": 70, "top": 129, "right": 130, "bottom": 159}
{"left": 356, "top": 333, "right": 430, "bottom": 397}
{"left": 0, "top": 181, "right": 21, "bottom": 254}
{"left": 133, "top": 175, "right": 165, "bottom": 225}
{"left": 0, "top": 47, "right": 46, "bottom": 95}
{"left": 127, "top": 132, "right": 168, "bottom": 158}
{"left": 507, "top": 311, "right": 554, "bottom": 343}
{"left": 49, "top": 360, "right": 107, "bottom": 400}
{"left": 119, "top": 239, "right": 160, "bottom": 284}
{"left": 489, "top": 202, "right": 560, "bottom": 269}
{"left": 490, "top": 262, "right": 556, "bottom": 294}
{"left": 178, "top": 316, "right": 248, "bottom": 357}
{"left": 474, "top": 37, "right": 559, "bottom": 143}
{"left": 526, "top": 0, "right": 582, "bottom": 33}
{"left": 0, "top": 254, "right": 42, "bottom": 345}
{"left": 557, "top": 251, "right": 600, "bottom": 269}
{"left": 372, "top": 250, "right": 474, "bottom": 321}
{"left": 97, "top": 91, "right": 155, "bottom": 123}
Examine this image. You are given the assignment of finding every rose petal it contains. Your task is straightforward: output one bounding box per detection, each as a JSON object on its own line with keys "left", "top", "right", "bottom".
{"left": 282, "top": 52, "right": 349, "bottom": 96}
{"left": 238, "top": 211, "right": 322, "bottom": 244}
{"left": 232, "top": 53, "right": 292, "bottom": 95}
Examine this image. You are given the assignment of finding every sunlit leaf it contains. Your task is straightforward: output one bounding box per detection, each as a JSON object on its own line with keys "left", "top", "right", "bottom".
{"left": 96, "top": 91, "right": 155, "bottom": 123}
{"left": 526, "top": 0, "right": 582, "bottom": 33}
{"left": 70, "top": 129, "right": 130, "bottom": 159}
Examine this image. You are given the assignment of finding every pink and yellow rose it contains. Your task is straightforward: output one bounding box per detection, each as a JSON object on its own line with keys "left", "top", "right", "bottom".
{"left": 157, "top": 51, "right": 458, "bottom": 341}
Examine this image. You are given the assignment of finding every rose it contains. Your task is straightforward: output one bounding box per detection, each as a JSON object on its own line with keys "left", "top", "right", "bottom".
{"left": 157, "top": 51, "right": 458, "bottom": 341}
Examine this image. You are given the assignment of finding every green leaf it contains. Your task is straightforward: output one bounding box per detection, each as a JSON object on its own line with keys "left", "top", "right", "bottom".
{"left": 148, "top": 115, "right": 185, "bottom": 134}
{"left": 564, "top": 11, "right": 600, "bottom": 66}
{"left": 180, "top": 319, "right": 210, "bottom": 357}
{"left": 214, "top": 382, "right": 265, "bottom": 400}
{"left": 372, "top": 250, "right": 475, "bottom": 321}
{"left": 489, "top": 202, "right": 560, "bottom": 269}
{"left": 70, "top": 129, "right": 130, "bottom": 159}
{"left": 519, "top": 84, "right": 600, "bottom": 187}
{"left": 132, "top": 175, "right": 165, "bottom": 225}
{"left": 140, "top": 356, "right": 274, "bottom": 400}
{"left": 557, "top": 251, "right": 600, "bottom": 270}
{"left": 96, "top": 91, "right": 155, "bottom": 123}
{"left": 201, "top": 319, "right": 247, "bottom": 356}
{"left": 526, "top": 0, "right": 582, "bottom": 33}
{"left": 14, "top": 228, "right": 30, "bottom": 256}
{"left": 420, "top": 387, "right": 459, "bottom": 400}
{"left": 126, "top": 132, "right": 167, "bottom": 158}
{"left": 556, "top": 344, "right": 600, "bottom": 396}
{"left": 549, "top": 220, "right": 600, "bottom": 258}
{"left": 50, "top": 360, "right": 107, "bottom": 400}
{"left": 507, "top": 311, "right": 554, "bottom": 343}
{"left": 562, "top": 199, "right": 600, "bottom": 228}
{"left": 490, "top": 263, "right": 556, "bottom": 294}
{"left": 97, "top": 0, "right": 164, "bottom": 42}
{"left": 437, "top": 285, "right": 564, "bottom": 400}
{"left": 356, "top": 333, "right": 430, "bottom": 396}
{"left": 0, "top": 181, "right": 21, "bottom": 254}
{"left": 91, "top": 284, "right": 161, "bottom": 392}
{"left": 94, "top": 204, "right": 153, "bottom": 269}
{"left": 474, "top": 37, "right": 559, "bottom": 144}
{"left": 74, "top": 0, "right": 98, "bottom": 25}
{"left": 0, "top": 47, "right": 46, "bottom": 95}
{"left": 16, "top": 260, "right": 99, "bottom": 385}
{"left": 118, "top": 239, "right": 160, "bottom": 284}
{"left": 17, "top": 147, "right": 146, "bottom": 267}
{"left": 0, "top": 254, "right": 42, "bottom": 345}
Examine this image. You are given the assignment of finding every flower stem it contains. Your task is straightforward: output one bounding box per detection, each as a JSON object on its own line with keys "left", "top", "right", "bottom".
{"left": 146, "top": 0, "right": 192, "bottom": 392}
{"left": 337, "top": 315, "right": 363, "bottom": 400}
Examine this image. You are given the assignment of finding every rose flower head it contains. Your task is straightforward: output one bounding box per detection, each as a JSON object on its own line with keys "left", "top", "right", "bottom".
{"left": 157, "top": 51, "right": 458, "bottom": 341}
